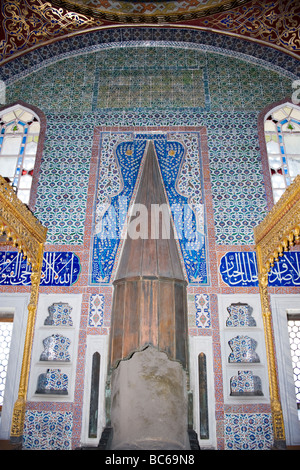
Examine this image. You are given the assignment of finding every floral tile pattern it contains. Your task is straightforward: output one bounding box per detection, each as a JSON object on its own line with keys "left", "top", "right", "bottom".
{"left": 226, "top": 303, "right": 256, "bottom": 327}
{"left": 7, "top": 48, "right": 292, "bottom": 115}
{"left": 2, "top": 28, "right": 298, "bottom": 85}
{"left": 23, "top": 411, "right": 73, "bottom": 450}
{"left": 44, "top": 302, "right": 73, "bottom": 326}
{"left": 88, "top": 294, "right": 104, "bottom": 327}
{"left": 228, "top": 335, "right": 260, "bottom": 363}
{"left": 224, "top": 413, "right": 273, "bottom": 450}
{"left": 230, "top": 370, "right": 263, "bottom": 396}
{"left": 195, "top": 293, "right": 211, "bottom": 328}
{"left": 3, "top": 37, "right": 294, "bottom": 450}
{"left": 12, "top": 109, "right": 270, "bottom": 246}
{"left": 39, "top": 334, "right": 71, "bottom": 362}
{"left": 91, "top": 131, "right": 208, "bottom": 283}
{"left": 5, "top": 44, "right": 291, "bottom": 247}
{"left": 36, "top": 369, "right": 69, "bottom": 395}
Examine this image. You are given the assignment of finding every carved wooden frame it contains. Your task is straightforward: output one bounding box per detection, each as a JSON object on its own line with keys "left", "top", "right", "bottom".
{"left": 254, "top": 174, "right": 300, "bottom": 448}
{"left": 0, "top": 175, "right": 47, "bottom": 444}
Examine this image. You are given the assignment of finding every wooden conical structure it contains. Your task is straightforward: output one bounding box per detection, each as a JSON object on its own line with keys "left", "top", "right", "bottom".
{"left": 108, "top": 140, "right": 190, "bottom": 450}
{"left": 109, "top": 140, "right": 188, "bottom": 369}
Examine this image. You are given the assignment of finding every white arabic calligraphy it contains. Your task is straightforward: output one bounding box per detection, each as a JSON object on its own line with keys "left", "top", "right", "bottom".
{"left": 221, "top": 252, "right": 258, "bottom": 286}
{"left": 0, "top": 252, "right": 80, "bottom": 286}
{"left": 270, "top": 254, "right": 300, "bottom": 285}
{"left": 220, "top": 252, "right": 300, "bottom": 287}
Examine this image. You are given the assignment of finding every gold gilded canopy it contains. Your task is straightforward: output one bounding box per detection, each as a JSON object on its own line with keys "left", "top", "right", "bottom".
{"left": 254, "top": 174, "right": 300, "bottom": 272}
{"left": 0, "top": 176, "right": 47, "bottom": 269}
{"left": 254, "top": 174, "right": 300, "bottom": 449}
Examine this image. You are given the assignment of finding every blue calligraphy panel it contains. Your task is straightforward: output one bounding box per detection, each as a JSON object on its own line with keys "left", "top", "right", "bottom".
{"left": 0, "top": 251, "right": 81, "bottom": 286}
{"left": 220, "top": 251, "right": 300, "bottom": 287}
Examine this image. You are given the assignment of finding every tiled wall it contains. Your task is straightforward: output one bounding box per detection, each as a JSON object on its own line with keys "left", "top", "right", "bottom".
{"left": 3, "top": 44, "right": 296, "bottom": 449}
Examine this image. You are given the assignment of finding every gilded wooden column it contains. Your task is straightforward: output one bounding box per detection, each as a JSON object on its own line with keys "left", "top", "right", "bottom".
{"left": 10, "top": 260, "right": 43, "bottom": 443}
{"left": 257, "top": 259, "right": 285, "bottom": 447}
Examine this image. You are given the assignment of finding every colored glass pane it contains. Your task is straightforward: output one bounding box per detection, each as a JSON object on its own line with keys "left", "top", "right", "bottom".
{"left": 288, "top": 157, "right": 300, "bottom": 177}
{"left": 23, "top": 156, "right": 35, "bottom": 170}
{"left": 0, "top": 156, "right": 17, "bottom": 177}
{"left": 266, "top": 140, "right": 280, "bottom": 154}
{"left": 28, "top": 122, "right": 40, "bottom": 133}
{"left": 17, "top": 189, "right": 30, "bottom": 204}
{"left": 19, "top": 174, "right": 32, "bottom": 189}
{"left": 284, "top": 134, "right": 300, "bottom": 154}
{"left": 25, "top": 141, "right": 37, "bottom": 155}
{"left": 1, "top": 136, "right": 22, "bottom": 155}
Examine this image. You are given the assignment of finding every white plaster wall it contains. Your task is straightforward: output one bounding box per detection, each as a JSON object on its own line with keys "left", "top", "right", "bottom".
{"left": 27, "top": 293, "right": 82, "bottom": 402}
{"left": 218, "top": 294, "right": 270, "bottom": 405}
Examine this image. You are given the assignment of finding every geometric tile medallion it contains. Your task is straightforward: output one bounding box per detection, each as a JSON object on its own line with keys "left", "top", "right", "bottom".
{"left": 224, "top": 413, "right": 273, "bottom": 450}
{"left": 195, "top": 293, "right": 211, "bottom": 328}
{"left": 228, "top": 335, "right": 260, "bottom": 363}
{"left": 23, "top": 411, "right": 73, "bottom": 450}
{"left": 88, "top": 294, "right": 104, "bottom": 327}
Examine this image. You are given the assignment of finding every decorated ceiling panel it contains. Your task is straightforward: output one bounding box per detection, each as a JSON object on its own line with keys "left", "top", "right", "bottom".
{"left": 0, "top": 0, "right": 299, "bottom": 68}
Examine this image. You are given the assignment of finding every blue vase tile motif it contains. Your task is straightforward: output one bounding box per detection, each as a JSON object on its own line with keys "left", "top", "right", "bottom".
{"left": 36, "top": 369, "right": 69, "bottom": 395}
{"left": 226, "top": 303, "right": 256, "bottom": 327}
{"left": 39, "top": 334, "right": 71, "bottom": 362}
{"left": 230, "top": 370, "right": 263, "bottom": 396}
{"left": 44, "top": 302, "right": 73, "bottom": 326}
{"left": 228, "top": 335, "right": 260, "bottom": 363}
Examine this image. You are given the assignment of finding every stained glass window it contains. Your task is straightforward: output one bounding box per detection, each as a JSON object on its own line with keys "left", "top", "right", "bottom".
{"left": 0, "top": 105, "right": 40, "bottom": 205}
{"left": 264, "top": 104, "right": 300, "bottom": 203}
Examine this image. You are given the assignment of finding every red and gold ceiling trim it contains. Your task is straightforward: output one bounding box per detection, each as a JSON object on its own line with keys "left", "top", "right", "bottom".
{"left": 0, "top": 0, "right": 299, "bottom": 66}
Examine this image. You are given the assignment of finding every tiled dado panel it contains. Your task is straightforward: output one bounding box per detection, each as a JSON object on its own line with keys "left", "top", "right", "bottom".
{"left": 23, "top": 410, "right": 73, "bottom": 450}
{"left": 224, "top": 413, "right": 273, "bottom": 450}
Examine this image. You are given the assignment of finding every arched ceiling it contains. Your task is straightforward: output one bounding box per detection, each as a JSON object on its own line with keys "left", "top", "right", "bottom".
{"left": 49, "top": 0, "right": 251, "bottom": 21}
{"left": 0, "top": 0, "right": 299, "bottom": 71}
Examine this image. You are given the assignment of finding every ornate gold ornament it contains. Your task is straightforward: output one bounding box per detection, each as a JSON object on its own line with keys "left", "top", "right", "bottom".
{"left": 254, "top": 174, "right": 300, "bottom": 448}
{"left": 0, "top": 0, "right": 299, "bottom": 66}
{"left": 0, "top": 176, "right": 47, "bottom": 444}
{"left": 0, "top": 0, "right": 103, "bottom": 64}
